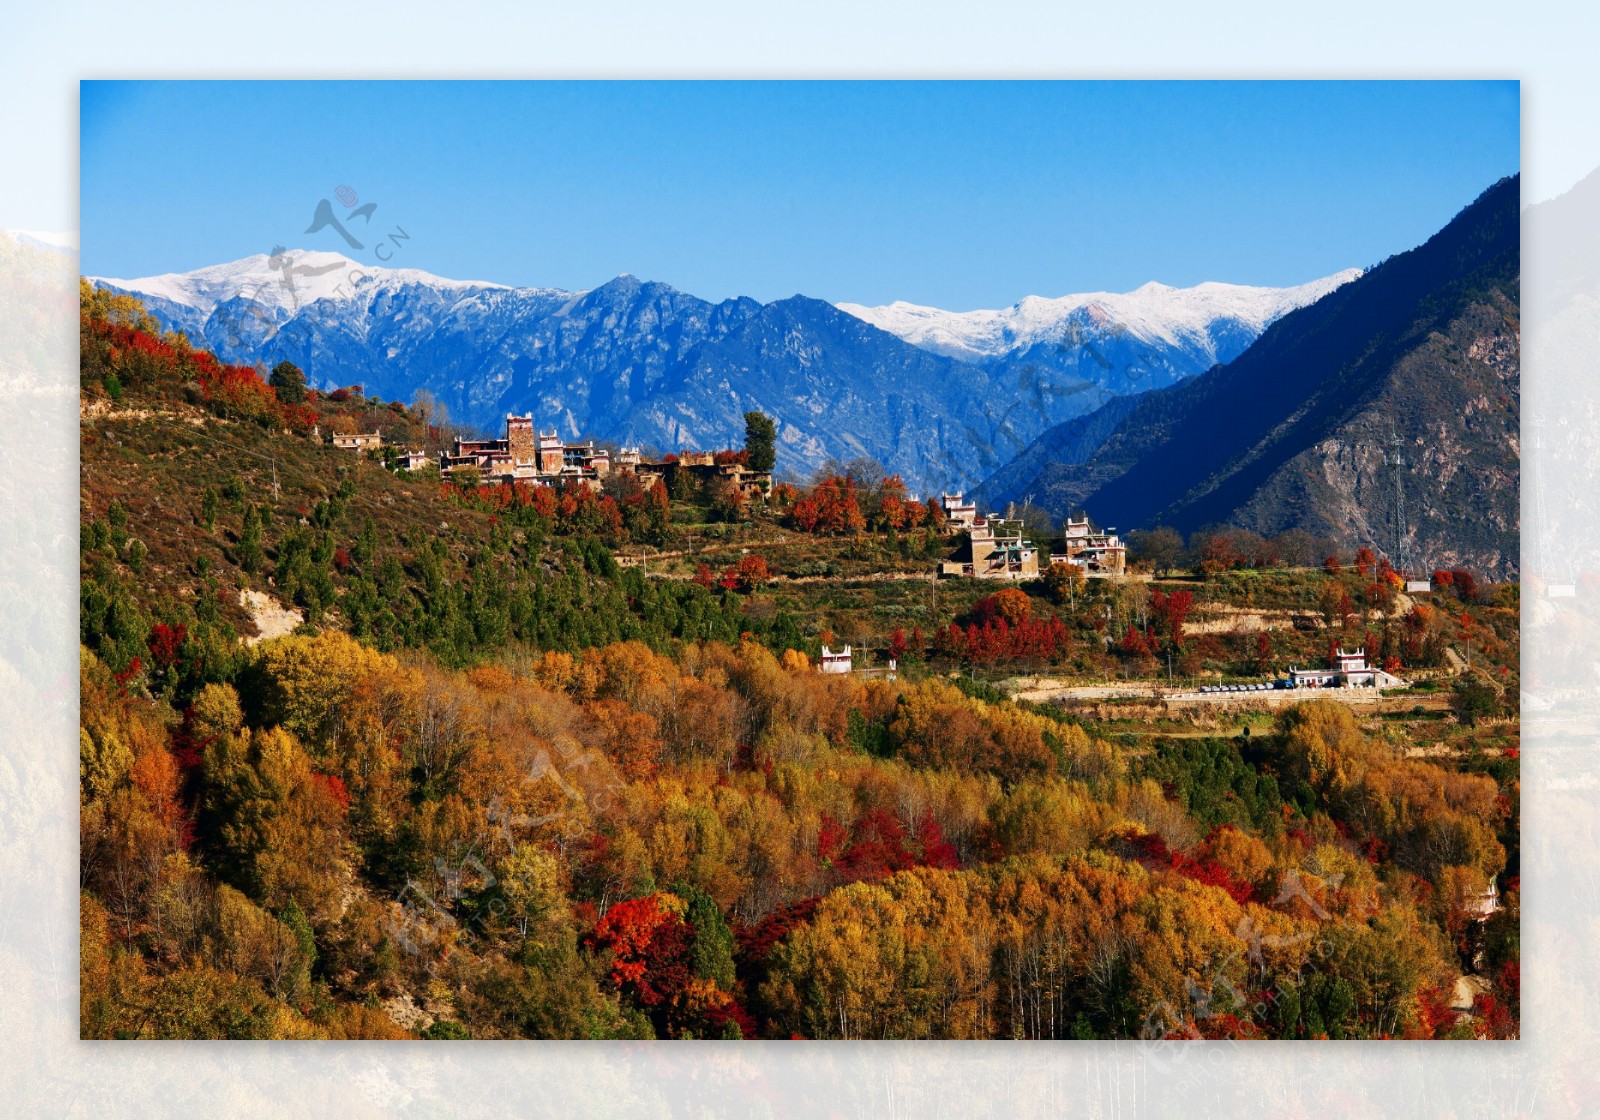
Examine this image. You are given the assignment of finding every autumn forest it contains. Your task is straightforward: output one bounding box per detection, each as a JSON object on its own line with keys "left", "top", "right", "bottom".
{"left": 78, "top": 286, "right": 1519, "bottom": 1040}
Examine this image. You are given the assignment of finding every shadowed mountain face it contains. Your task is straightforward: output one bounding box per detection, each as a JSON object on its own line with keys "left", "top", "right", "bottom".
{"left": 979, "top": 176, "right": 1521, "bottom": 578}
{"left": 93, "top": 256, "right": 1346, "bottom": 495}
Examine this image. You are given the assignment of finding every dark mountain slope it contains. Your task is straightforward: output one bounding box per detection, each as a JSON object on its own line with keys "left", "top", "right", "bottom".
{"left": 979, "top": 176, "right": 1521, "bottom": 575}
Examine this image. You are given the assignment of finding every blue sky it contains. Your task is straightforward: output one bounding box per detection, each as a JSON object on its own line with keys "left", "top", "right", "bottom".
{"left": 80, "top": 80, "right": 1519, "bottom": 309}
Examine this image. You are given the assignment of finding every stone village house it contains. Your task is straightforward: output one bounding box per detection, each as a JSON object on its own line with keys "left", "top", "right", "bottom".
{"left": 436, "top": 414, "right": 772, "bottom": 497}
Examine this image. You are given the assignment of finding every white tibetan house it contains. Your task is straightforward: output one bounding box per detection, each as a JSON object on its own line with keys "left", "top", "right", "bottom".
{"left": 1286, "top": 646, "right": 1406, "bottom": 690}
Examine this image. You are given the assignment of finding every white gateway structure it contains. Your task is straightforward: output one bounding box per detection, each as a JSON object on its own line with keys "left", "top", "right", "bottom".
{"left": 818, "top": 645, "right": 854, "bottom": 674}
{"left": 1287, "top": 646, "right": 1406, "bottom": 690}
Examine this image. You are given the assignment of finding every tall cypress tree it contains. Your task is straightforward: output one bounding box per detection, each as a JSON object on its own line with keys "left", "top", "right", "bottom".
{"left": 268, "top": 360, "right": 308, "bottom": 404}
{"left": 743, "top": 411, "right": 777, "bottom": 473}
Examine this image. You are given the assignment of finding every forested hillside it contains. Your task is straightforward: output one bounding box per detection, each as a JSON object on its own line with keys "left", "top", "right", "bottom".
{"left": 78, "top": 285, "right": 1518, "bottom": 1040}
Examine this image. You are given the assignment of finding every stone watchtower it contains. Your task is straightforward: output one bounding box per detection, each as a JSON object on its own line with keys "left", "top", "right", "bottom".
{"left": 506, "top": 414, "right": 535, "bottom": 462}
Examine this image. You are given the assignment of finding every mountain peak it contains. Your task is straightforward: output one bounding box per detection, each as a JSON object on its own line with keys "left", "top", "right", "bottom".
{"left": 836, "top": 270, "right": 1361, "bottom": 365}
{"left": 90, "top": 249, "right": 510, "bottom": 315}
{"left": 85, "top": 251, "right": 1369, "bottom": 501}
{"left": 590, "top": 273, "right": 668, "bottom": 300}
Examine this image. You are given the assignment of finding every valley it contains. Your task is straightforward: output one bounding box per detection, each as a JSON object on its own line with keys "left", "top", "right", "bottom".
{"left": 77, "top": 273, "right": 1519, "bottom": 1041}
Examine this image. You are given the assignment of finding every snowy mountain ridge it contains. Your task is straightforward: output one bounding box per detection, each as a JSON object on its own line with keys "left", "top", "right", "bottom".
{"left": 837, "top": 270, "right": 1362, "bottom": 364}
{"left": 88, "top": 252, "right": 1359, "bottom": 493}
{"left": 91, "top": 249, "right": 519, "bottom": 317}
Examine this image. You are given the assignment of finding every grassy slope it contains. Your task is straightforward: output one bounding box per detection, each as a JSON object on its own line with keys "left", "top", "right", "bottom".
{"left": 80, "top": 390, "right": 1520, "bottom": 701}
{"left": 82, "top": 397, "right": 501, "bottom": 641}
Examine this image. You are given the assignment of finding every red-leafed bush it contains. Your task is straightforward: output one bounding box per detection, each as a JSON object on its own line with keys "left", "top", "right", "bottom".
{"left": 934, "top": 616, "right": 1072, "bottom": 667}
{"left": 787, "top": 475, "right": 866, "bottom": 535}
{"left": 1408, "top": 983, "right": 1460, "bottom": 1039}
{"left": 146, "top": 622, "right": 188, "bottom": 669}
{"left": 587, "top": 894, "right": 692, "bottom": 1007}
{"left": 1121, "top": 827, "right": 1255, "bottom": 904}
{"left": 313, "top": 771, "right": 352, "bottom": 812}
{"left": 113, "top": 656, "right": 143, "bottom": 694}
{"left": 735, "top": 554, "right": 770, "bottom": 592}
{"left": 971, "top": 588, "right": 1032, "bottom": 627}
{"left": 818, "top": 808, "right": 963, "bottom": 885}
{"left": 736, "top": 897, "right": 820, "bottom": 966}
{"left": 1118, "top": 624, "right": 1154, "bottom": 659}
{"left": 1149, "top": 589, "right": 1194, "bottom": 646}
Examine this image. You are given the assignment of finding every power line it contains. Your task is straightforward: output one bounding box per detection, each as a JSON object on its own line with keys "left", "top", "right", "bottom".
{"left": 1387, "top": 428, "right": 1412, "bottom": 576}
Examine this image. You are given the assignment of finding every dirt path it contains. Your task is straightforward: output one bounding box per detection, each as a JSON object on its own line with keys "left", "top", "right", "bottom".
{"left": 1184, "top": 603, "right": 1311, "bottom": 635}
{"left": 623, "top": 560, "right": 932, "bottom": 585}
{"left": 1009, "top": 678, "right": 1166, "bottom": 703}
{"left": 778, "top": 571, "right": 932, "bottom": 585}
{"left": 1166, "top": 688, "right": 1397, "bottom": 708}
{"left": 84, "top": 402, "right": 209, "bottom": 425}
{"left": 618, "top": 538, "right": 778, "bottom": 563}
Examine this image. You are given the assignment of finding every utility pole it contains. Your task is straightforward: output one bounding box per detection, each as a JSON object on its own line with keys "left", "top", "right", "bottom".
{"left": 271, "top": 455, "right": 280, "bottom": 502}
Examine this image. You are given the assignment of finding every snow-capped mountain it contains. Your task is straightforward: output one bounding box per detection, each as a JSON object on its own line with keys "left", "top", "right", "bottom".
{"left": 94, "top": 250, "right": 509, "bottom": 314}
{"left": 91, "top": 253, "right": 1357, "bottom": 493}
{"left": 839, "top": 271, "right": 1361, "bottom": 397}
{"left": 838, "top": 273, "right": 1360, "bottom": 362}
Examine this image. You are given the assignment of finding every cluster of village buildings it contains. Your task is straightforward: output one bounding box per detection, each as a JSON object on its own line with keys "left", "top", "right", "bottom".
{"left": 332, "top": 423, "right": 1114, "bottom": 583}
{"left": 328, "top": 422, "right": 1425, "bottom": 698}
{"left": 935, "top": 492, "right": 1126, "bottom": 582}
{"left": 331, "top": 413, "right": 773, "bottom": 499}
{"left": 925, "top": 497, "right": 1423, "bottom": 696}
